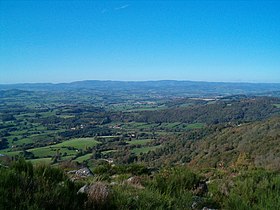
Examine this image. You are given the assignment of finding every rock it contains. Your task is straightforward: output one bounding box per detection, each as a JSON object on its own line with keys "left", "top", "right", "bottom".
{"left": 110, "top": 181, "right": 117, "bottom": 185}
{"left": 192, "top": 201, "right": 198, "bottom": 209}
{"left": 68, "top": 167, "right": 93, "bottom": 181}
{"left": 192, "top": 196, "right": 204, "bottom": 209}
{"left": 75, "top": 167, "right": 93, "bottom": 177}
{"left": 77, "top": 184, "right": 89, "bottom": 194}
{"left": 202, "top": 207, "right": 217, "bottom": 210}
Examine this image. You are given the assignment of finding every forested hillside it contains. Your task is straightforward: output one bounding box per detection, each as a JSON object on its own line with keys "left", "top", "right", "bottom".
{"left": 132, "top": 97, "right": 280, "bottom": 124}
{"left": 145, "top": 116, "right": 280, "bottom": 170}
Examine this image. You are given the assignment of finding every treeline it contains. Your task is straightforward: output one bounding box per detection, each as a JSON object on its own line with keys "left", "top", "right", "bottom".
{"left": 113, "top": 97, "right": 280, "bottom": 124}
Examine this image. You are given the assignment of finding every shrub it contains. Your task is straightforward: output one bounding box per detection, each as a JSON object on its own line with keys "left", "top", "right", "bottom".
{"left": 149, "top": 167, "right": 200, "bottom": 196}
{"left": 223, "top": 169, "right": 280, "bottom": 209}
{"left": 0, "top": 159, "right": 86, "bottom": 210}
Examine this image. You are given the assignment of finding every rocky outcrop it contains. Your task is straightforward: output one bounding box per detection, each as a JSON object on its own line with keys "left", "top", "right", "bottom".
{"left": 75, "top": 167, "right": 93, "bottom": 177}
{"left": 67, "top": 167, "right": 93, "bottom": 181}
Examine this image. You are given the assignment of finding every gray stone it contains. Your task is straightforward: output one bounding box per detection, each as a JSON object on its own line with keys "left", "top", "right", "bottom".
{"left": 202, "top": 207, "right": 217, "bottom": 210}
{"left": 77, "top": 184, "right": 89, "bottom": 194}
{"left": 75, "top": 167, "right": 93, "bottom": 177}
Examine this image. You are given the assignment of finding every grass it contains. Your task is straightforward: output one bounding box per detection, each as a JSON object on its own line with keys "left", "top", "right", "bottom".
{"left": 59, "top": 115, "right": 75, "bottom": 119}
{"left": 161, "top": 122, "right": 181, "bottom": 128}
{"left": 122, "top": 122, "right": 159, "bottom": 130}
{"left": 179, "top": 103, "right": 193, "bottom": 107}
{"left": 125, "top": 106, "right": 167, "bottom": 112}
{"left": 27, "top": 137, "right": 100, "bottom": 158}
{"left": 273, "top": 104, "right": 280, "bottom": 108}
{"left": 126, "top": 139, "right": 153, "bottom": 145}
{"left": 186, "top": 123, "right": 205, "bottom": 129}
{"left": 74, "top": 153, "right": 93, "bottom": 163}
{"left": 97, "top": 136, "right": 119, "bottom": 139}
{"left": 29, "top": 157, "right": 52, "bottom": 164}
{"left": 54, "top": 137, "right": 100, "bottom": 150}
{"left": 1, "top": 137, "right": 101, "bottom": 159}
{"left": 0, "top": 150, "right": 21, "bottom": 157}
{"left": 108, "top": 104, "right": 166, "bottom": 112}
{"left": 0, "top": 147, "right": 76, "bottom": 159}
{"left": 8, "top": 134, "right": 45, "bottom": 146}
{"left": 101, "top": 150, "right": 117, "bottom": 154}
{"left": 132, "top": 145, "right": 161, "bottom": 155}
{"left": 9, "top": 137, "right": 34, "bottom": 146}
{"left": 40, "top": 111, "right": 56, "bottom": 117}
{"left": 28, "top": 146, "right": 77, "bottom": 158}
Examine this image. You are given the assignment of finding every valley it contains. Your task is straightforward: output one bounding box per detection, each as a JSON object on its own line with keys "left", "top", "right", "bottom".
{"left": 0, "top": 81, "right": 280, "bottom": 209}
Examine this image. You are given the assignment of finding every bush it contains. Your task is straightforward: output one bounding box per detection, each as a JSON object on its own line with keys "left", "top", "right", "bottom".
{"left": 0, "top": 159, "right": 86, "bottom": 210}
{"left": 149, "top": 167, "right": 200, "bottom": 196}
{"left": 223, "top": 169, "right": 280, "bottom": 209}
{"left": 85, "top": 182, "right": 111, "bottom": 209}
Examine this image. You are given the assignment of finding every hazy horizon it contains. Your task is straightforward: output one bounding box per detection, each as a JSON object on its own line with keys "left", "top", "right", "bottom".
{"left": 1, "top": 1, "right": 280, "bottom": 83}
{"left": 1, "top": 79, "right": 280, "bottom": 86}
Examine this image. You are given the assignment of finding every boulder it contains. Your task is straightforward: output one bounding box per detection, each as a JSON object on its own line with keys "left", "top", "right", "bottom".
{"left": 77, "top": 184, "right": 89, "bottom": 194}
{"left": 75, "top": 167, "right": 93, "bottom": 177}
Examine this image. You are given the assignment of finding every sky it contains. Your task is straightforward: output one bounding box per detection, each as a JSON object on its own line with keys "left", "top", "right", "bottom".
{"left": 0, "top": 0, "right": 280, "bottom": 84}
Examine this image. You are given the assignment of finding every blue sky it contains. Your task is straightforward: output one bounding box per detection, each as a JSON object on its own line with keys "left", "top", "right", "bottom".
{"left": 0, "top": 0, "right": 280, "bottom": 84}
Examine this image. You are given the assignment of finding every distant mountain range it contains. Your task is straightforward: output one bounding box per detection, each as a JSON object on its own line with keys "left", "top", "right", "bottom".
{"left": 1, "top": 80, "right": 280, "bottom": 97}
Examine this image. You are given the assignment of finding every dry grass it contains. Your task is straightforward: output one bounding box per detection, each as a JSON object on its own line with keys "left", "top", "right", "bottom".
{"left": 86, "top": 182, "right": 111, "bottom": 209}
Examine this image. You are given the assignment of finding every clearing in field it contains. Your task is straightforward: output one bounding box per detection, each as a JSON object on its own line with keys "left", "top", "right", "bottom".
{"left": 74, "top": 153, "right": 93, "bottom": 163}
{"left": 126, "top": 139, "right": 153, "bottom": 145}
{"left": 1, "top": 137, "right": 101, "bottom": 159}
{"left": 54, "top": 137, "right": 100, "bottom": 150}
{"left": 29, "top": 157, "right": 52, "bottom": 165}
{"left": 132, "top": 145, "right": 161, "bottom": 155}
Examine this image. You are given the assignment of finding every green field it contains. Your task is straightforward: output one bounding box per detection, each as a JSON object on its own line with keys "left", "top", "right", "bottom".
{"left": 74, "top": 153, "right": 93, "bottom": 163}
{"left": 59, "top": 115, "right": 75, "bottom": 119}
{"left": 122, "top": 122, "right": 158, "bottom": 130}
{"left": 126, "top": 139, "right": 153, "bottom": 145}
{"left": 0, "top": 150, "right": 21, "bottom": 157}
{"left": 102, "top": 150, "right": 117, "bottom": 154}
{"left": 8, "top": 137, "right": 34, "bottom": 147}
{"left": 54, "top": 137, "right": 100, "bottom": 149}
{"left": 186, "top": 123, "right": 205, "bottom": 129}
{"left": 28, "top": 146, "right": 77, "bottom": 158}
{"left": 29, "top": 157, "right": 52, "bottom": 164}
{"left": 28, "top": 137, "right": 100, "bottom": 158}
{"left": 1, "top": 137, "right": 100, "bottom": 159}
{"left": 273, "top": 104, "right": 280, "bottom": 108}
{"left": 160, "top": 122, "right": 182, "bottom": 128}
{"left": 108, "top": 104, "right": 166, "bottom": 112}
